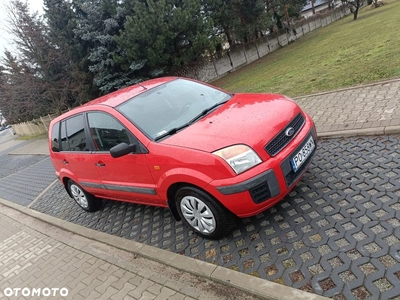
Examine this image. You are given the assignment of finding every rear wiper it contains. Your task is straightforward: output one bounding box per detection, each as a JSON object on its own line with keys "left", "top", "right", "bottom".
{"left": 154, "top": 100, "right": 228, "bottom": 141}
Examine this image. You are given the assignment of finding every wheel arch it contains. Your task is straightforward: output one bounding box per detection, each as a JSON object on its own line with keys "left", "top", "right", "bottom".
{"left": 62, "top": 176, "right": 73, "bottom": 198}
{"left": 166, "top": 182, "right": 196, "bottom": 221}
{"left": 58, "top": 168, "right": 80, "bottom": 198}
{"left": 166, "top": 182, "right": 232, "bottom": 222}
{"left": 171, "top": 184, "right": 235, "bottom": 239}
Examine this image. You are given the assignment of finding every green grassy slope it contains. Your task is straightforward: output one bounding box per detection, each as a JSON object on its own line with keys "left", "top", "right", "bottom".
{"left": 212, "top": 0, "right": 400, "bottom": 97}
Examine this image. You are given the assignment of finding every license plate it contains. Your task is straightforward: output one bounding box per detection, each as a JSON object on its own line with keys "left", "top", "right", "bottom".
{"left": 290, "top": 137, "right": 315, "bottom": 172}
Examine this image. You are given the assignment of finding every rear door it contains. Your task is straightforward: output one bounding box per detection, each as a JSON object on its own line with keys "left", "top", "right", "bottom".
{"left": 86, "top": 111, "right": 161, "bottom": 205}
{"left": 55, "top": 114, "right": 103, "bottom": 195}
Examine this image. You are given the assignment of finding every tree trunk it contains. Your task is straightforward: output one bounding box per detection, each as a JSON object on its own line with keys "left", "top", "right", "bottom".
{"left": 353, "top": 7, "right": 359, "bottom": 20}
{"left": 274, "top": 11, "right": 283, "bottom": 29}
{"left": 225, "top": 30, "right": 234, "bottom": 47}
{"left": 311, "top": 0, "right": 315, "bottom": 14}
{"left": 354, "top": 0, "right": 362, "bottom": 20}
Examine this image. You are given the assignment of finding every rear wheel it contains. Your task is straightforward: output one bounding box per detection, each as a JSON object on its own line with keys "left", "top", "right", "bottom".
{"left": 176, "top": 186, "right": 234, "bottom": 239}
{"left": 67, "top": 180, "right": 102, "bottom": 212}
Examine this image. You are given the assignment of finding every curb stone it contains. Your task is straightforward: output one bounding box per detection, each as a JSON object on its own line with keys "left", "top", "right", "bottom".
{"left": 317, "top": 125, "right": 400, "bottom": 139}
{"left": 294, "top": 78, "right": 400, "bottom": 99}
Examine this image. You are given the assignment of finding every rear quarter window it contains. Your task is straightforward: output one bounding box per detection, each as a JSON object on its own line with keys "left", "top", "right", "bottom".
{"left": 51, "top": 122, "right": 60, "bottom": 152}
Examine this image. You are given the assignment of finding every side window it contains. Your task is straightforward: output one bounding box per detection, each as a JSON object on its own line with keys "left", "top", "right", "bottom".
{"left": 60, "top": 114, "right": 88, "bottom": 151}
{"left": 87, "top": 112, "right": 131, "bottom": 151}
{"left": 51, "top": 122, "right": 60, "bottom": 152}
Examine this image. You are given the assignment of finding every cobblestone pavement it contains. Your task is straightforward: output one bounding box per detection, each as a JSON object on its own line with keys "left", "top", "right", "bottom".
{"left": 296, "top": 80, "right": 400, "bottom": 134}
{"left": 29, "top": 135, "right": 400, "bottom": 299}
{"left": 0, "top": 155, "right": 55, "bottom": 206}
{"left": 0, "top": 206, "right": 260, "bottom": 300}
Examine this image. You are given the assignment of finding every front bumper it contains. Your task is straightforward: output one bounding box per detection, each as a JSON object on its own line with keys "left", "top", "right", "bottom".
{"left": 208, "top": 122, "right": 317, "bottom": 218}
{"left": 217, "top": 169, "right": 280, "bottom": 203}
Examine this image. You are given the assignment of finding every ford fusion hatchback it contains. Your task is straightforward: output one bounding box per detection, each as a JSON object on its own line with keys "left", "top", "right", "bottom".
{"left": 49, "top": 77, "right": 317, "bottom": 239}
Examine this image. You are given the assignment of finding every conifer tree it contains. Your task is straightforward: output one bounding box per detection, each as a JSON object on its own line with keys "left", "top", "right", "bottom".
{"left": 115, "top": 0, "right": 217, "bottom": 79}
{"left": 70, "top": 0, "right": 135, "bottom": 93}
{"left": 203, "top": 0, "right": 273, "bottom": 47}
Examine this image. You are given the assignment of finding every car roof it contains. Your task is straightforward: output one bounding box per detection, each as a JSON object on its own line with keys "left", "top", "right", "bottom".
{"left": 81, "top": 77, "right": 178, "bottom": 108}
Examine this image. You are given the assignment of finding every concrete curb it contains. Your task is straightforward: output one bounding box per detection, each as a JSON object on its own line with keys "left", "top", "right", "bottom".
{"left": 294, "top": 77, "right": 400, "bottom": 99}
{"left": 0, "top": 197, "right": 329, "bottom": 300}
{"left": 317, "top": 125, "right": 400, "bottom": 139}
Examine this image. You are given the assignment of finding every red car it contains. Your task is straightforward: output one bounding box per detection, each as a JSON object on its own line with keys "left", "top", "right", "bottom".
{"left": 49, "top": 77, "right": 316, "bottom": 239}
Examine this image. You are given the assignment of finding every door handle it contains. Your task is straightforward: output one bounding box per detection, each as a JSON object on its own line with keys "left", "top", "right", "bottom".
{"left": 95, "top": 162, "right": 106, "bottom": 167}
{"left": 62, "top": 159, "right": 69, "bottom": 165}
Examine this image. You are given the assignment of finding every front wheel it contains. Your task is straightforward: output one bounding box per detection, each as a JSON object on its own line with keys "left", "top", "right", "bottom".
{"left": 67, "top": 180, "right": 102, "bottom": 212}
{"left": 176, "top": 186, "right": 234, "bottom": 239}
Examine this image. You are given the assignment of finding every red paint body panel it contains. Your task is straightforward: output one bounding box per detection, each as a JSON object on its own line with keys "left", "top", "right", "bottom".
{"left": 161, "top": 93, "right": 300, "bottom": 157}
{"left": 206, "top": 117, "right": 315, "bottom": 217}
{"left": 49, "top": 77, "right": 317, "bottom": 219}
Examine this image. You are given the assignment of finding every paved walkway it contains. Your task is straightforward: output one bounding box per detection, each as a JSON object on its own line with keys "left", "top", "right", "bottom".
{"left": 0, "top": 204, "right": 262, "bottom": 300}
{"left": 295, "top": 79, "right": 400, "bottom": 137}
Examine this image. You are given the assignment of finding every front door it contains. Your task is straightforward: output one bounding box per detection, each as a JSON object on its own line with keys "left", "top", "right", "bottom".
{"left": 86, "top": 111, "right": 161, "bottom": 205}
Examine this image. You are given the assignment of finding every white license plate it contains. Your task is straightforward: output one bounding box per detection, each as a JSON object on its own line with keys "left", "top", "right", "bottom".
{"left": 290, "top": 137, "right": 315, "bottom": 172}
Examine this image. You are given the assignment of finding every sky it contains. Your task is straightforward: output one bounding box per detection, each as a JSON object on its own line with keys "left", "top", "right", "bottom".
{"left": 0, "top": 0, "right": 44, "bottom": 57}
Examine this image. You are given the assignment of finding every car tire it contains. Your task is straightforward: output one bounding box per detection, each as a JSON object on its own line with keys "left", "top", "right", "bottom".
{"left": 67, "top": 180, "right": 102, "bottom": 212}
{"left": 176, "top": 186, "right": 234, "bottom": 239}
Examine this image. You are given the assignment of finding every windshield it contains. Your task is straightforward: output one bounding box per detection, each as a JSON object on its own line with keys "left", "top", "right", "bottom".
{"left": 117, "top": 78, "right": 232, "bottom": 140}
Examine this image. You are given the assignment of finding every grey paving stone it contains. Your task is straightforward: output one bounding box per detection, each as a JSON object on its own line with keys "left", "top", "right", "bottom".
{"left": 0, "top": 209, "right": 259, "bottom": 300}
{"left": 0, "top": 156, "right": 56, "bottom": 206}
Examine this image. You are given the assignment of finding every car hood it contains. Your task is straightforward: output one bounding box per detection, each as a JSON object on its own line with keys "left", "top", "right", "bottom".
{"left": 160, "top": 93, "right": 302, "bottom": 155}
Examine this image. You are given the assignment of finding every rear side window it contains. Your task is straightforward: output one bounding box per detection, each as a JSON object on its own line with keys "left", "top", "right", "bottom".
{"left": 60, "top": 114, "right": 88, "bottom": 151}
{"left": 87, "top": 112, "right": 130, "bottom": 151}
{"left": 51, "top": 122, "right": 60, "bottom": 152}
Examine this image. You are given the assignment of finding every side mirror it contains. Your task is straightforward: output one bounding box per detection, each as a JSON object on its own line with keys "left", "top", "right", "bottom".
{"left": 110, "top": 142, "right": 137, "bottom": 158}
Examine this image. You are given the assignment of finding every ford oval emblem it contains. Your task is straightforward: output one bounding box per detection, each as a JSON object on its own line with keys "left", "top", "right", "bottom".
{"left": 285, "top": 127, "right": 295, "bottom": 137}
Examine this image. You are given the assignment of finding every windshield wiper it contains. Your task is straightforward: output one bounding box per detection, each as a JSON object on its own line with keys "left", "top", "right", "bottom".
{"left": 154, "top": 123, "right": 191, "bottom": 141}
{"left": 188, "top": 100, "right": 229, "bottom": 125}
{"left": 154, "top": 100, "right": 228, "bottom": 141}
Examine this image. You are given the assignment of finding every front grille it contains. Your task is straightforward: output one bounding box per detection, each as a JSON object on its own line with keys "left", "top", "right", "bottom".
{"left": 265, "top": 113, "right": 305, "bottom": 156}
{"left": 285, "top": 147, "right": 316, "bottom": 187}
{"left": 249, "top": 183, "right": 271, "bottom": 204}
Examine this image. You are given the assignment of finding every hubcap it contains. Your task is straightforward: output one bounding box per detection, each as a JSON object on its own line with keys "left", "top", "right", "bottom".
{"left": 180, "top": 196, "right": 216, "bottom": 234}
{"left": 70, "top": 184, "right": 89, "bottom": 208}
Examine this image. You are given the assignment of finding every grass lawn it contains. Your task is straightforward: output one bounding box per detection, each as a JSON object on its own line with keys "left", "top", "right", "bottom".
{"left": 212, "top": 0, "right": 400, "bottom": 97}
{"left": 17, "top": 133, "right": 47, "bottom": 140}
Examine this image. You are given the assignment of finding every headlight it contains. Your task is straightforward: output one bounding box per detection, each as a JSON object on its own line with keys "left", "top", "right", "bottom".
{"left": 213, "top": 145, "right": 262, "bottom": 174}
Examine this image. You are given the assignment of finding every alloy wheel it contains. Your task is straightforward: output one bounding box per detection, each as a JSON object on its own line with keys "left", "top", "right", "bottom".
{"left": 70, "top": 184, "right": 89, "bottom": 209}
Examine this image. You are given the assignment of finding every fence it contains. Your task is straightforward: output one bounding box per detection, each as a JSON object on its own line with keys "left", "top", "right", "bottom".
{"left": 174, "top": 6, "right": 351, "bottom": 82}
{"left": 12, "top": 114, "right": 57, "bottom": 137}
